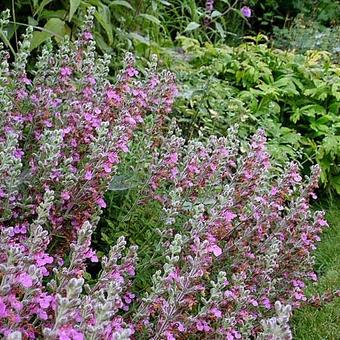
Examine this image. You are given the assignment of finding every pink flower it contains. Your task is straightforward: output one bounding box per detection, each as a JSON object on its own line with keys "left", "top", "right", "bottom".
{"left": 84, "top": 170, "right": 93, "bottom": 180}
{"left": 196, "top": 320, "right": 210, "bottom": 332}
{"left": 167, "top": 268, "right": 180, "bottom": 283}
{"left": 294, "top": 291, "right": 306, "bottom": 301}
{"left": 126, "top": 67, "right": 139, "bottom": 77}
{"left": 210, "top": 244, "right": 222, "bottom": 257}
{"left": 293, "top": 173, "right": 302, "bottom": 182}
{"left": 96, "top": 197, "right": 106, "bottom": 208}
{"left": 61, "top": 191, "right": 71, "bottom": 200}
{"left": 240, "top": 6, "right": 252, "bottom": 18}
{"left": 317, "top": 218, "right": 328, "bottom": 227}
{"left": 262, "top": 297, "right": 271, "bottom": 309}
{"left": 124, "top": 115, "right": 137, "bottom": 126}
{"left": 84, "top": 31, "right": 93, "bottom": 40}
{"left": 166, "top": 152, "right": 178, "bottom": 165}
{"left": 37, "top": 294, "right": 53, "bottom": 309}
{"left": 8, "top": 294, "right": 23, "bottom": 311}
{"left": 227, "top": 329, "right": 242, "bottom": 339}
{"left": 85, "top": 249, "right": 99, "bottom": 263}
{"left": 35, "top": 253, "right": 53, "bottom": 266}
{"left": 0, "top": 298, "right": 7, "bottom": 318}
{"left": 59, "top": 328, "right": 84, "bottom": 340}
{"left": 123, "top": 292, "right": 135, "bottom": 304}
{"left": 103, "top": 163, "right": 112, "bottom": 173}
{"left": 177, "top": 322, "right": 185, "bottom": 332}
{"left": 211, "top": 307, "right": 222, "bottom": 318}
{"left": 292, "top": 279, "right": 305, "bottom": 288}
{"left": 60, "top": 67, "right": 72, "bottom": 77}
{"left": 165, "top": 331, "right": 175, "bottom": 340}
{"left": 222, "top": 210, "right": 237, "bottom": 223}
{"left": 308, "top": 272, "right": 318, "bottom": 281}
{"left": 17, "top": 272, "right": 33, "bottom": 288}
{"left": 106, "top": 89, "right": 121, "bottom": 103}
{"left": 250, "top": 298, "right": 258, "bottom": 306}
{"left": 108, "top": 152, "right": 119, "bottom": 164}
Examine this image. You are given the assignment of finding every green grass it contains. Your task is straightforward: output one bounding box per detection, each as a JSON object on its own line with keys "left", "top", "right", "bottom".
{"left": 292, "top": 198, "right": 340, "bottom": 339}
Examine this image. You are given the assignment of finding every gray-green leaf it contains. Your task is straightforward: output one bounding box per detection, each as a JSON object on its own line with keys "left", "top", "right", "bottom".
{"left": 184, "top": 22, "right": 200, "bottom": 32}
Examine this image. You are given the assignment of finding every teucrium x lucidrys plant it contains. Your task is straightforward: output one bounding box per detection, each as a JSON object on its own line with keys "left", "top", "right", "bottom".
{"left": 0, "top": 7, "right": 176, "bottom": 338}
{"left": 0, "top": 7, "right": 329, "bottom": 340}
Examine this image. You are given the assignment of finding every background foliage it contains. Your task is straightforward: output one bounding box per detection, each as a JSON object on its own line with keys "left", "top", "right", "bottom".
{"left": 165, "top": 38, "right": 340, "bottom": 193}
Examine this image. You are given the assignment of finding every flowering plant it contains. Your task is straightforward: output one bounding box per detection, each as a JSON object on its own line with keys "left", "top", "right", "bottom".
{"left": 0, "top": 8, "right": 176, "bottom": 338}
{"left": 131, "top": 124, "right": 327, "bottom": 339}
{"left": 0, "top": 7, "right": 329, "bottom": 340}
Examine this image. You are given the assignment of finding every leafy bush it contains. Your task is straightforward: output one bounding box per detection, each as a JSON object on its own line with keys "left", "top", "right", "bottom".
{"left": 0, "top": 0, "right": 255, "bottom": 60}
{"left": 167, "top": 38, "right": 340, "bottom": 194}
{"left": 248, "top": 0, "right": 339, "bottom": 33}
{"left": 273, "top": 16, "right": 340, "bottom": 63}
{"left": 0, "top": 0, "right": 169, "bottom": 58}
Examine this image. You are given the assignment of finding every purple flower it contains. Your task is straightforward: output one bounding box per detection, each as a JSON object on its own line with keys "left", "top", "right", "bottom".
{"left": 61, "top": 191, "right": 71, "bottom": 201}
{"left": 241, "top": 6, "right": 252, "bottom": 18}
{"left": 17, "top": 272, "right": 33, "bottom": 288}
{"left": 0, "top": 298, "right": 7, "bottom": 318}
{"left": 60, "top": 67, "right": 72, "bottom": 77}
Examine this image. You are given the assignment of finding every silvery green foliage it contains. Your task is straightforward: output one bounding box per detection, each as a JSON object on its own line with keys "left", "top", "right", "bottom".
{"left": 258, "top": 301, "right": 293, "bottom": 340}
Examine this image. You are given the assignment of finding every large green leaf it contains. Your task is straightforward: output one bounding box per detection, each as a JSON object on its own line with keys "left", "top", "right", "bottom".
{"left": 110, "top": 0, "right": 134, "bottom": 10}
{"left": 128, "top": 32, "right": 150, "bottom": 45}
{"left": 69, "top": 0, "right": 81, "bottom": 21}
{"left": 94, "top": 4, "right": 113, "bottom": 45}
{"left": 138, "top": 13, "right": 161, "bottom": 26}
{"left": 30, "top": 18, "right": 69, "bottom": 50}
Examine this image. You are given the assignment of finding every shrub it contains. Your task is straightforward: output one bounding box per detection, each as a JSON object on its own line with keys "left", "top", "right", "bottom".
{"left": 0, "top": 8, "right": 330, "bottom": 340}
{"left": 0, "top": 8, "right": 176, "bottom": 338}
{"left": 129, "top": 125, "right": 327, "bottom": 339}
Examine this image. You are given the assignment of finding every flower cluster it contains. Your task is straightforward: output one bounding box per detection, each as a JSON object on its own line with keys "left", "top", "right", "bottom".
{"left": 132, "top": 125, "right": 327, "bottom": 339}
{"left": 0, "top": 8, "right": 176, "bottom": 338}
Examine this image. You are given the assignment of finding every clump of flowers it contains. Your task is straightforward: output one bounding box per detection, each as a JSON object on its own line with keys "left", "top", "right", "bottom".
{"left": 132, "top": 124, "right": 327, "bottom": 339}
{"left": 0, "top": 7, "right": 329, "bottom": 340}
{"left": 0, "top": 7, "right": 176, "bottom": 338}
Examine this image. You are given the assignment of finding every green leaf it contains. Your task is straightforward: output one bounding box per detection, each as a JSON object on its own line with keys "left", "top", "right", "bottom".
{"left": 128, "top": 32, "right": 150, "bottom": 45}
{"left": 69, "top": 0, "right": 81, "bottom": 21}
{"left": 211, "top": 10, "right": 222, "bottom": 18}
{"left": 215, "top": 22, "right": 225, "bottom": 38}
{"left": 110, "top": 0, "right": 134, "bottom": 10}
{"left": 138, "top": 13, "right": 161, "bottom": 25}
{"left": 33, "top": 0, "right": 53, "bottom": 17}
{"left": 30, "top": 18, "right": 68, "bottom": 50}
{"left": 94, "top": 4, "right": 113, "bottom": 45}
{"left": 184, "top": 22, "right": 200, "bottom": 32}
{"left": 291, "top": 108, "right": 301, "bottom": 123}
{"left": 330, "top": 175, "right": 340, "bottom": 195}
{"left": 41, "top": 9, "right": 68, "bottom": 20}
